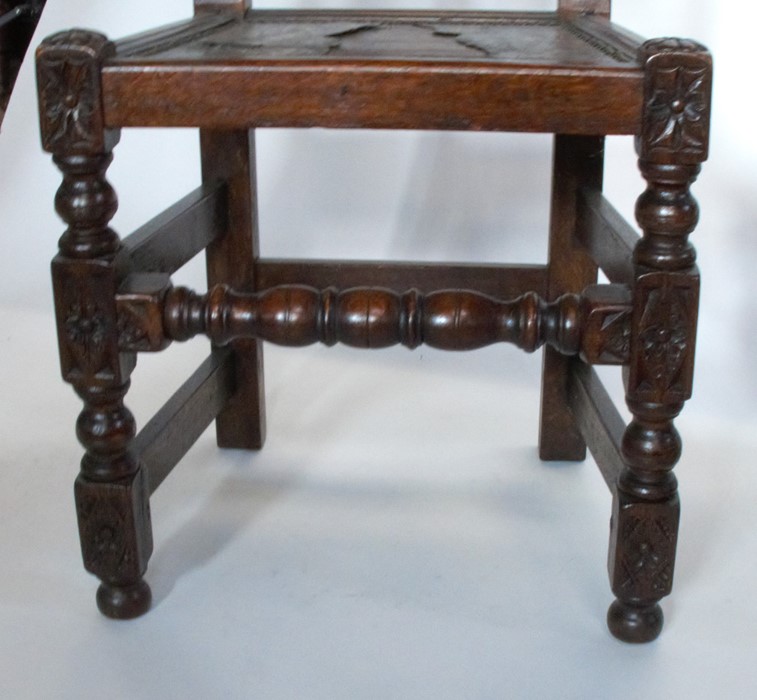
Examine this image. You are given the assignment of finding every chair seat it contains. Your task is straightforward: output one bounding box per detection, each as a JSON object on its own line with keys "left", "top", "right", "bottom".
{"left": 104, "top": 10, "right": 644, "bottom": 133}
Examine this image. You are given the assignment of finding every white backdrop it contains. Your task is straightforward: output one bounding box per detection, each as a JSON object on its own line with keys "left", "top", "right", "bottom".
{"left": 1, "top": 2, "right": 755, "bottom": 698}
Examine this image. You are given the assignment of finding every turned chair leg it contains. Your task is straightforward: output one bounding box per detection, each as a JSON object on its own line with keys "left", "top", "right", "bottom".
{"left": 72, "top": 382, "right": 153, "bottom": 619}
{"left": 607, "top": 398, "right": 684, "bottom": 642}
{"left": 606, "top": 38, "right": 711, "bottom": 642}
{"left": 39, "top": 31, "right": 153, "bottom": 618}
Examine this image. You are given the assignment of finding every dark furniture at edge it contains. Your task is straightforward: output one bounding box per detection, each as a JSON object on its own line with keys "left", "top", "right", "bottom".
{"left": 36, "top": 0, "right": 712, "bottom": 643}
{"left": 0, "top": 0, "right": 45, "bottom": 117}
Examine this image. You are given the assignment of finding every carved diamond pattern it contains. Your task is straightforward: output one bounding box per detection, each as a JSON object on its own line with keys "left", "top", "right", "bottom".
{"left": 77, "top": 497, "right": 131, "bottom": 576}
{"left": 618, "top": 515, "right": 676, "bottom": 597}
{"left": 637, "top": 287, "right": 689, "bottom": 396}
{"left": 599, "top": 310, "right": 631, "bottom": 363}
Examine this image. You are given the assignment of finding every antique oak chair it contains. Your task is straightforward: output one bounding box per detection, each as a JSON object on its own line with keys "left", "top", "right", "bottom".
{"left": 36, "top": 0, "right": 711, "bottom": 643}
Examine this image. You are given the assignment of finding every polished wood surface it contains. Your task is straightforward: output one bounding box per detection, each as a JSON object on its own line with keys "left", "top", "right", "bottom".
{"left": 36, "top": 2, "right": 712, "bottom": 645}
{"left": 116, "top": 11, "right": 636, "bottom": 67}
{"left": 201, "top": 129, "right": 267, "bottom": 450}
{"left": 101, "top": 10, "right": 643, "bottom": 133}
{"left": 539, "top": 135, "right": 603, "bottom": 461}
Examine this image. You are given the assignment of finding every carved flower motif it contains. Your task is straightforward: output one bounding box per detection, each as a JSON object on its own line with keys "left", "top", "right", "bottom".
{"left": 638, "top": 288, "right": 688, "bottom": 393}
{"left": 39, "top": 56, "right": 97, "bottom": 151}
{"left": 65, "top": 301, "right": 109, "bottom": 371}
{"left": 646, "top": 64, "right": 708, "bottom": 153}
{"left": 640, "top": 321, "right": 687, "bottom": 382}
{"left": 36, "top": 30, "right": 110, "bottom": 152}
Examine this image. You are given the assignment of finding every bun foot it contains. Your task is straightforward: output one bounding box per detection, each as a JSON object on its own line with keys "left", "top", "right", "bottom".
{"left": 96, "top": 580, "right": 152, "bottom": 619}
{"left": 607, "top": 599, "right": 663, "bottom": 643}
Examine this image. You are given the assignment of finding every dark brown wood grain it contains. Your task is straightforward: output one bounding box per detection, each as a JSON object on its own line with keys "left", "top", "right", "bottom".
{"left": 161, "top": 284, "right": 588, "bottom": 354}
{"left": 576, "top": 189, "right": 637, "bottom": 285}
{"left": 100, "top": 10, "right": 643, "bottom": 134}
{"left": 201, "top": 129, "right": 266, "bottom": 450}
{"left": 539, "top": 135, "right": 603, "bottom": 461}
{"left": 121, "top": 182, "right": 227, "bottom": 275}
{"left": 256, "top": 260, "right": 548, "bottom": 299}
{"left": 115, "top": 279, "right": 634, "bottom": 363}
{"left": 567, "top": 360, "right": 625, "bottom": 491}
{"left": 133, "top": 349, "right": 236, "bottom": 494}
{"left": 102, "top": 64, "right": 641, "bottom": 135}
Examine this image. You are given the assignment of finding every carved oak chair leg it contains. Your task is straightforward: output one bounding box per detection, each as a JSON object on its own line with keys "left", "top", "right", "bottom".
{"left": 73, "top": 382, "right": 153, "bottom": 618}
{"left": 38, "top": 31, "right": 153, "bottom": 618}
{"left": 606, "top": 39, "right": 711, "bottom": 642}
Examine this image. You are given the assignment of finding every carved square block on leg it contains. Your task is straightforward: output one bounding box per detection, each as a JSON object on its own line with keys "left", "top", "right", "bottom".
{"left": 607, "top": 489, "right": 680, "bottom": 642}
{"left": 609, "top": 491, "right": 679, "bottom": 603}
{"left": 75, "top": 467, "right": 153, "bottom": 617}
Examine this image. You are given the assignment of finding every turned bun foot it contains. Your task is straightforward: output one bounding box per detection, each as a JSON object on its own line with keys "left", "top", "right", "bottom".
{"left": 607, "top": 599, "right": 663, "bottom": 643}
{"left": 96, "top": 580, "right": 152, "bottom": 620}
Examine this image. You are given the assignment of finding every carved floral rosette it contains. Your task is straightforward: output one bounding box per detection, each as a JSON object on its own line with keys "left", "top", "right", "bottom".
{"left": 627, "top": 271, "right": 699, "bottom": 405}
{"left": 51, "top": 259, "right": 134, "bottom": 385}
{"left": 637, "top": 37, "right": 713, "bottom": 165}
{"left": 36, "top": 29, "right": 117, "bottom": 155}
